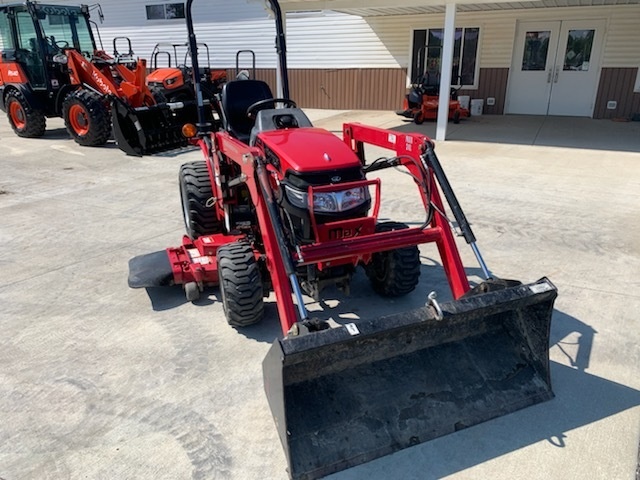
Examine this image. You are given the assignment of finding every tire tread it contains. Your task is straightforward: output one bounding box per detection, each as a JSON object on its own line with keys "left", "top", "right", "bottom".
{"left": 217, "top": 242, "right": 264, "bottom": 327}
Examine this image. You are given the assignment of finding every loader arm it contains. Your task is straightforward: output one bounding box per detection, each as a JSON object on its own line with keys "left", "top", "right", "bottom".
{"left": 342, "top": 123, "right": 470, "bottom": 298}
{"left": 213, "top": 132, "right": 301, "bottom": 332}
{"left": 66, "top": 50, "right": 154, "bottom": 108}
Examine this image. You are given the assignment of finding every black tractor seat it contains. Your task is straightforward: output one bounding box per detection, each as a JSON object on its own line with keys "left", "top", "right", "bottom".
{"left": 220, "top": 79, "right": 274, "bottom": 144}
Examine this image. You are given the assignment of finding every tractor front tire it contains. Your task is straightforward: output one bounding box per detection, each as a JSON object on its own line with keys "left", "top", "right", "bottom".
{"left": 365, "top": 222, "right": 421, "bottom": 297}
{"left": 62, "top": 89, "right": 111, "bottom": 147}
{"left": 413, "top": 111, "right": 425, "bottom": 125}
{"left": 453, "top": 110, "right": 461, "bottom": 124}
{"left": 5, "top": 90, "right": 46, "bottom": 138}
{"left": 217, "top": 242, "right": 264, "bottom": 327}
{"left": 179, "top": 161, "right": 222, "bottom": 239}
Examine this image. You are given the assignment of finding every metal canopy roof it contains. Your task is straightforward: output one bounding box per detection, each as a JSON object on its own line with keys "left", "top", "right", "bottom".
{"left": 280, "top": 0, "right": 640, "bottom": 15}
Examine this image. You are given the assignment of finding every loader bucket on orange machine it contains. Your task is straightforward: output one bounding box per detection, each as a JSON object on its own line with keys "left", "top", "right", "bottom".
{"left": 111, "top": 97, "right": 199, "bottom": 156}
{"left": 263, "top": 277, "right": 556, "bottom": 480}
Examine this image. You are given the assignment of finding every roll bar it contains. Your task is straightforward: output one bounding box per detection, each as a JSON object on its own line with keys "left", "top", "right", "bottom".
{"left": 185, "top": 0, "right": 289, "bottom": 131}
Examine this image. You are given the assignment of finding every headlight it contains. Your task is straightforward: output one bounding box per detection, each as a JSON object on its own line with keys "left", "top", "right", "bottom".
{"left": 165, "top": 77, "right": 177, "bottom": 86}
{"left": 284, "top": 185, "right": 307, "bottom": 208}
{"left": 285, "top": 185, "right": 369, "bottom": 213}
{"left": 53, "top": 53, "right": 68, "bottom": 64}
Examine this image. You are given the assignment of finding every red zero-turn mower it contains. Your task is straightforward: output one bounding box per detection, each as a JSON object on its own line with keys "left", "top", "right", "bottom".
{"left": 396, "top": 46, "right": 470, "bottom": 124}
{"left": 128, "top": 1, "right": 557, "bottom": 479}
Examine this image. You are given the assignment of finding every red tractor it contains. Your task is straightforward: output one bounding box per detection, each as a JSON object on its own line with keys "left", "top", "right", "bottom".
{"left": 0, "top": 2, "right": 185, "bottom": 151}
{"left": 128, "top": 1, "right": 557, "bottom": 478}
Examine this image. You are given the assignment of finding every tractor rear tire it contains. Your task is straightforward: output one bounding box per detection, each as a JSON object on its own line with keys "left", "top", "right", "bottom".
{"left": 62, "top": 89, "right": 111, "bottom": 147}
{"left": 5, "top": 90, "right": 46, "bottom": 138}
{"left": 365, "top": 222, "right": 421, "bottom": 297}
{"left": 179, "top": 161, "right": 222, "bottom": 239}
{"left": 413, "top": 111, "right": 425, "bottom": 125}
{"left": 216, "top": 242, "right": 264, "bottom": 327}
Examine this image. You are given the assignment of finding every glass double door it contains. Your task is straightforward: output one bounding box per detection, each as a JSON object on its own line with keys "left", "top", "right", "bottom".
{"left": 506, "top": 20, "right": 605, "bottom": 116}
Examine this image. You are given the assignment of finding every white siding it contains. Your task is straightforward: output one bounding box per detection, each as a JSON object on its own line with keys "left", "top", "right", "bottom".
{"left": 92, "top": 0, "right": 278, "bottom": 68}
{"left": 0, "top": 0, "right": 280, "bottom": 67}
{"left": 286, "top": 11, "right": 400, "bottom": 68}
{"left": 604, "top": 10, "right": 640, "bottom": 67}
{"left": 364, "top": 5, "right": 640, "bottom": 69}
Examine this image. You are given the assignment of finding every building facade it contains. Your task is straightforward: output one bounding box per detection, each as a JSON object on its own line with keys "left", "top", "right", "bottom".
{"left": 1, "top": 0, "right": 638, "bottom": 119}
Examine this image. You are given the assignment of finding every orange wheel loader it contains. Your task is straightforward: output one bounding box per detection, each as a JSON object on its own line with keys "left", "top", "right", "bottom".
{"left": 0, "top": 2, "right": 188, "bottom": 152}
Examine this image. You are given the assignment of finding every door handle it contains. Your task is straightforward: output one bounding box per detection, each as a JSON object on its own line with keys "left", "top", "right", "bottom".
{"left": 554, "top": 66, "right": 560, "bottom": 83}
{"left": 547, "top": 68, "right": 553, "bottom": 83}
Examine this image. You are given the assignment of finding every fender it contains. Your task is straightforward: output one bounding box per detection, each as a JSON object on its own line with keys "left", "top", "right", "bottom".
{"left": 0, "top": 83, "right": 45, "bottom": 113}
{"left": 53, "top": 84, "right": 81, "bottom": 115}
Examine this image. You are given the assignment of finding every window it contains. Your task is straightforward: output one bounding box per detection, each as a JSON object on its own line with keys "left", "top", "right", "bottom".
{"left": 411, "top": 27, "right": 480, "bottom": 87}
{"left": 145, "top": 3, "right": 185, "bottom": 20}
{"left": 563, "top": 29, "right": 594, "bottom": 71}
{"left": 14, "top": 11, "right": 47, "bottom": 87}
{"left": 522, "top": 31, "right": 551, "bottom": 71}
{"left": 40, "top": 9, "right": 95, "bottom": 55}
{"left": 0, "top": 10, "right": 14, "bottom": 50}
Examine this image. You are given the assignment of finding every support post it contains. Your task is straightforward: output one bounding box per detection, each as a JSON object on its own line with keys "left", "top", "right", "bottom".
{"left": 436, "top": 3, "right": 457, "bottom": 141}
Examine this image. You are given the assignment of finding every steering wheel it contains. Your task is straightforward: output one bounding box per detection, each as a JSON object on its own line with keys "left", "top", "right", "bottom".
{"left": 246, "top": 98, "right": 297, "bottom": 119}
{"left": 46, "top": 37, "right": 69, "bottom": 51}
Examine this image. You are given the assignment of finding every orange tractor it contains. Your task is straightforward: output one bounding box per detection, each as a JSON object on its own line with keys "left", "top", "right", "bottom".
{"left": 146, "top": 42, "right": 227, "bottom": 102}
{"left": 0, "top": 2, "right": 185, "bottom": 151}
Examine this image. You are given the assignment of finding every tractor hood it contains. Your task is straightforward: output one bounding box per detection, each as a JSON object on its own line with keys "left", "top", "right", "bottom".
{"left": 258, "top": 127, "right": 362, "bottom": 173}
{"left": 146, "top": 68, "right": 183, "bottom": 85}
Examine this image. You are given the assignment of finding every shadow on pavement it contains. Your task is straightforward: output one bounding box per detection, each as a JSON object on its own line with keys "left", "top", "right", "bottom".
{"left": 390, "top": 115, "right": 640, "bottom": 153}
{"left": 328, "top": 359, "right": 640, "bottom": 479}
{"left": 140, "top": 259, "right": 638, "bottom": 479}
{"left": 326, "top": 305, "right": 638, "bottom": 479}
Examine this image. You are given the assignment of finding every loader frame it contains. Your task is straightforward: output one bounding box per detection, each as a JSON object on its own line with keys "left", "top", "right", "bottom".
{"left": 165, "top": 122, "right": 470, "bottom": 333}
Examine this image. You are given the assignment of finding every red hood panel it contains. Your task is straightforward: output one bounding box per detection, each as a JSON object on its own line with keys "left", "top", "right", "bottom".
{"left": 257, "top": 128, "right": 361, "bottom": 172}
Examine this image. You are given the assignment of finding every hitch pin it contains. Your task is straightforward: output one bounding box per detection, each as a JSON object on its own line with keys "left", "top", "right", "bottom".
{"left": 427, "top": 291, "right": 444, "bottom": 321}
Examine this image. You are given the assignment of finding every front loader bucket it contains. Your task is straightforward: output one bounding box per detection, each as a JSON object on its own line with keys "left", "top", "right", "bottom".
{"left": 263, "top": 278, "right": 557, "bottom": 480}
{"left": 111, "top": 97, "right": 198, "bottom": 156}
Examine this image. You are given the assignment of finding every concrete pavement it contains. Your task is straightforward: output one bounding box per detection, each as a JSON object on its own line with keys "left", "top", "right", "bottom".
{"left": 0, "top": 111, "right": 639, "bottom": 480}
